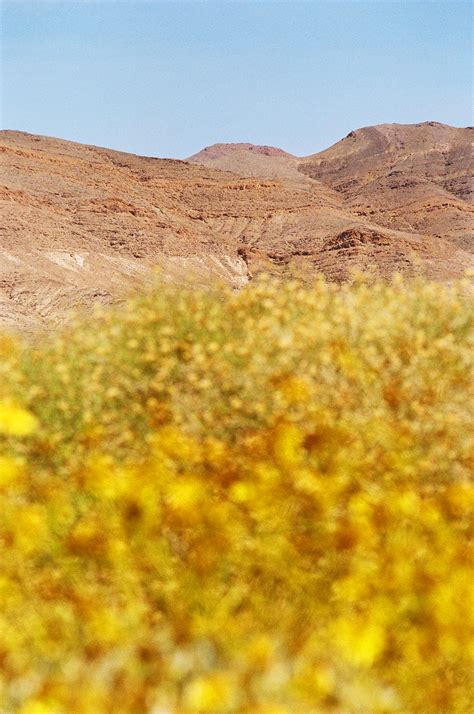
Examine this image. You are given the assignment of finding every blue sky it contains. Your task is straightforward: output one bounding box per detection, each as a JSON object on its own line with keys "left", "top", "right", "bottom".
{"left": 1, "top": 1, "right": 472, "bottom": 158}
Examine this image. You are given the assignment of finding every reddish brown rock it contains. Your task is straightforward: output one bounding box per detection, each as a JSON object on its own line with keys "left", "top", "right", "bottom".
{"left": 1, "top": 123, "right": 472, "bottom": 331}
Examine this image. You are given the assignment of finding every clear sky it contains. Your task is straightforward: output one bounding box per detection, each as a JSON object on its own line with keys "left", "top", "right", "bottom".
{"left": 1, "top": 1, "right": 472, "bottom": 158}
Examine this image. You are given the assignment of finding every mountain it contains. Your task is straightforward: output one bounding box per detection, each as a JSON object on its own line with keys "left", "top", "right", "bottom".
{"left": 187, "top": 143, "right": 305, "bottom": 184}
{"left": 299, "top": 122, "right": 473, "bottom": 251}
{"left": 1, "top": 123, "right": 472, "bottom": 330}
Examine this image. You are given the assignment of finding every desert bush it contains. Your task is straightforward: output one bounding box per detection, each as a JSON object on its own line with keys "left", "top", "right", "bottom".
{"left": 0, "top": 276, "right": 473, "bottom": 713}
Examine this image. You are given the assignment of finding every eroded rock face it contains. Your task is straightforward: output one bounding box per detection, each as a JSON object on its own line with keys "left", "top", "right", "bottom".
{"left": 1, "top": 122, "right": 472, "bottom": 331}
{"left": 316, "top": 227, "right": 462, "bottom": 283}
{"left": 323, "top": 228, "right": 392, "bottom": 252}
{"left": 299, "top": 122, "right": 473, "bottom": 245}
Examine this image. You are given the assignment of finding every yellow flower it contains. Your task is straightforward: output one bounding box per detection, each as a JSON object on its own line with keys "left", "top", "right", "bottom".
{"left": 167, "top": 478, "right": 206, "bottom": 513}
{"left": 0, "top": 455, "right": 22, "bottom": 486}
{"left": 0, "top": 400, "right": 38, "bottom": 436}
{"left": 184, "top": 673, "right": 235, "bottom": 711}
{"left": 14, "top": 505, "right": 49, "bottom": 554}
{"left": 332, "top": 617, "right": 386, "bottom": 667}
{"left": 18, "top": 702, "right": 57, "bottom": 714}
{"left": 312, "top": 664, "right": 336, "bottom": 695}
{"left": 0, "top": 277, "right": 472, "bottom": 712}
{"left": 273, "top": 423, "right": 304, "bottom": 468}
{"left": 278, "top": 376, "right": 311, "bottom": 404}
{"left": 229, "top": 480, "right": 257, "bottom": 503}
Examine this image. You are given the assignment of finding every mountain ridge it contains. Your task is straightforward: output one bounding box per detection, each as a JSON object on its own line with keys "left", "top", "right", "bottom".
{"left": 1, "top": 122, "right": 472, "bottom": 330}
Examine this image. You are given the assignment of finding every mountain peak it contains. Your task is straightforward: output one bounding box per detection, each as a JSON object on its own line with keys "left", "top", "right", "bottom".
{"left": 188, "top": 143, "right": 294, "bottom": 161}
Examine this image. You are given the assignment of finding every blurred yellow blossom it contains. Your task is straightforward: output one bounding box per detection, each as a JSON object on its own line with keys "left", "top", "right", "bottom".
{"left": 0, "top": 276, "right": 472, "bottom": 713}
{"left": 0, "top": 400, "right": 38, "bottom": 436}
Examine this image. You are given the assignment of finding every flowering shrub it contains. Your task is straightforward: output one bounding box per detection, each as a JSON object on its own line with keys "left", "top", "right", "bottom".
{"left": 0, "top": 277, "right": 473, "bottom": 713}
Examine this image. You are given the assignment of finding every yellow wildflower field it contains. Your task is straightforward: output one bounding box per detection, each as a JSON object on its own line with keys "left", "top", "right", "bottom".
{"left": 0, "top": 277, "right": 473, "bottom": 713}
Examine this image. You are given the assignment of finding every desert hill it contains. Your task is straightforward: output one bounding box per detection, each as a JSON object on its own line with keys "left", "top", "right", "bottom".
{"left": 187, "top": 143, "right": 306, "bottom": 184}
{"left": 1, "top": 123, "right": 472, "bottom": 330}
{"left": 299, "top": 122, "right": 473, "bottom": 251}
{"left": 301, "top": 122, "right": 472, "bottom": 199}
{"left": 189, "top": 123, "right": 473, "bottom": 249}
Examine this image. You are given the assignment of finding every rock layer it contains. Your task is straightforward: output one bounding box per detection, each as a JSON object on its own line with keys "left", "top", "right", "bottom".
{"left": 1, "top": 122, "right": 472, "bottom": 330}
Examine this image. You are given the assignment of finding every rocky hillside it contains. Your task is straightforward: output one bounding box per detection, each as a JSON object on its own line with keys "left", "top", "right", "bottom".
{"left": 187, "top": 143, "right": 304, "bottom": 183}
{"left": 299, "top": 122, "right": 473, "bottom": 251}
{"left": 1, "top": 122, "right": 472, "bottom": 330}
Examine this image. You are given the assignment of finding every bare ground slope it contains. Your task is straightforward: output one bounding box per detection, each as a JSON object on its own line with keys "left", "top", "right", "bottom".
{"left": 299, "top": 122, "right": 473, "bottom": 250}
{"left": 1, "top": 123, "right": 472, "bottom": 330}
